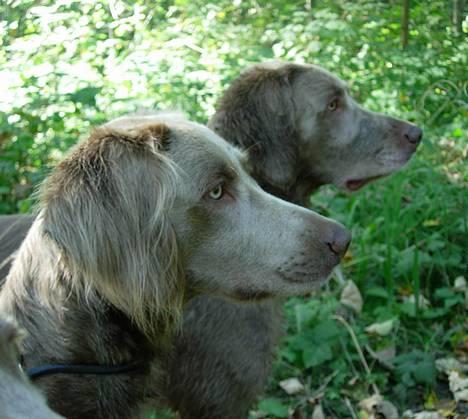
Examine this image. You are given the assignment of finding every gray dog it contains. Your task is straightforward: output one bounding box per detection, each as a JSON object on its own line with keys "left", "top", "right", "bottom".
{"left": 0, "top": 113, "right": 349, "bottom": 418}
{"left": 166, "top": 62, "right": 422, "bottom": 418}
{"left": 0, "top": 62, "right": 421, "bottom": 418}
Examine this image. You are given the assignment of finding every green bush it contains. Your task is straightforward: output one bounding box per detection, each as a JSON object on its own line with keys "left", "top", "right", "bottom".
{"left": 1, "top": 1, "right": 466, "bottom": 416}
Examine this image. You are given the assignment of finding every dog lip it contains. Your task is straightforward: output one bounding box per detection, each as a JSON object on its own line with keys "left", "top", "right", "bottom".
{"left": 276, "top": 267, "right": 335, "bottom": 285}
{"left": 346, "top": 174, "right": 386, "bottom": 191}
{"left": 377, "top": 151, "right": 413, "bottom": 166}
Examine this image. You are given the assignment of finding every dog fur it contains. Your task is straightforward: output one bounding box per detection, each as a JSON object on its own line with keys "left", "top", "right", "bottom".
{"left": 0, "top": 315, "right": 63, "bottom": 419}
{"left": 166, "top": 62, "right": 422, "bottom": 418}
{"left": 0, "top": 62, "right": 421, "bottom": 418}
{"left": 0, "top": 113, "right": 349, "bottom": 418}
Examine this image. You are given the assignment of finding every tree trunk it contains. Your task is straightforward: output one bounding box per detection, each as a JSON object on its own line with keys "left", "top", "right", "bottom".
{"left": 452, "top": 0, "right": 464, "bottom": 35}
{"left": 401, "top": 0, "right": 410, "bottom": 49}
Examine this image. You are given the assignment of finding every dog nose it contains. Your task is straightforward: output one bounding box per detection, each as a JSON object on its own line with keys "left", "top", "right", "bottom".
{"left": 327, "top": 227, "right": 351, "bottom": 258}
{"left": 404, "top": 125, "right": 423, "bottom": 145}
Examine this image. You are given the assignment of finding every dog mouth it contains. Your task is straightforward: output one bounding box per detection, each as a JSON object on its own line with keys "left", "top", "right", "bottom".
{"left": 346, "top": 174, "right": 386, "bottom": 191}
{"left": 346, "top": 152, "right": 415, "bottom": 191}
{"left": 276, "top": 266, "right": 336, "bottom": 286}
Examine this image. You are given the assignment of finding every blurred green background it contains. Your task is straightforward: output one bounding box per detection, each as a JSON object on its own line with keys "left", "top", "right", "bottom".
{"left": 1, "top": 1, "right": 466, "bottom": 417}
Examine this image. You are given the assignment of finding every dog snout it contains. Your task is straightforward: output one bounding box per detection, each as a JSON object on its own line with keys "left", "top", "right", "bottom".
{"left": 326, "top": 225, "right": 351, "bottom": 258}
{"left": 403, "top": 124, "right": 423, "bottom": 146}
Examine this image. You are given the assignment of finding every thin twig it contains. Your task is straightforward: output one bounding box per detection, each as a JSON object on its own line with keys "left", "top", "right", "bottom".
{"left": 332, "top": 314, "right": 380, "bottom": 396}
{"left": 310, "top": 370, "right": 338, "bottom": 399}
{"left": 333, "top": 266, "right": 346, "bottom": 285}
{"left": 344, "top": 397, "right": 359, "bottom": 419}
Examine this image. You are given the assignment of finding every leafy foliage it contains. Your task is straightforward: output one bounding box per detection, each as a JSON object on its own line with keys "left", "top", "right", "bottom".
{"left": 0, "top": 0, "right": 466, "bottom": 417}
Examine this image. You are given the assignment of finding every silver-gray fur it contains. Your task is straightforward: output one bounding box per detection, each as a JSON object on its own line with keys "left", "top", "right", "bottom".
{"left": 0, "top": 62, "right": 421, "bottom": 418}
{"left": 0, "top": 113, "right": 349, "bottom": 418}
{"left": 0, "top": 315, "right": 63, "bottom": 419}
{"left": 166, "top": 62, "right": 422, "bottom": 419}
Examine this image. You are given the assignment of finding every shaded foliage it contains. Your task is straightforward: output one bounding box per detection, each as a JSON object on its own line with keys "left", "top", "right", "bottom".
{"left": 0, "top": 0, "right": 466, "bottom": 417}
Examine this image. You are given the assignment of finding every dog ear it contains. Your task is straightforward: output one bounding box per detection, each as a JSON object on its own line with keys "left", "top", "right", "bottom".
{"left": 210, "top": 65, "right": 302, "bottom": 190}
{"left": 0, "top": 316, "right": 24, "bottom": 346}
{"left": 41, "top": 124, "right": 184, "bottom": 333}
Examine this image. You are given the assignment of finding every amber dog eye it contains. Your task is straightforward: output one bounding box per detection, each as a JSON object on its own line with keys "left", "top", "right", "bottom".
{"left": 328, "top": 99, "right": 339, "bottom": 111}
{"left": 208, "top": 184, "right": 224, "bottom": 200}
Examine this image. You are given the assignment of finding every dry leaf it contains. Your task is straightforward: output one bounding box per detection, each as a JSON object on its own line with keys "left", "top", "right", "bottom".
{"left": 279, "top": 377, "right": 304, "bottom": 395}
{"left": 359, "top": 394, "right": 377, "bottom": 414}
{"left": 340, "top": 280, "right": 363, "bottom": 313}
{"left": 435, "top": 357, "right": 468, "bottom": 374}
{"left": 448, "top": 370, "right": 468, "bottom": 402}
{"left": 402, "top": 294, "right": 430, "bottom": 309}
{"left": 365, "top": 319, "right": 395, "bottom": 336}
{"left": 454, "top": 276, "right": 466, "bottom": 291}
{"left": 359, "top": 394, "right": 398, "bottom": 419}
{"left": 406, "top": 412, "right": 444, "bottom": 419}
{"left": 453, "top": 276, "right": 468, "bottom": 309}
{"left": 311, "top": 404, "right": 325, "bottom": 419}
{"left": 367, "top": 345, "right": 396, "bottom": 369}
{"left": 348, "top": 375, "right": 359, "bottom": 386}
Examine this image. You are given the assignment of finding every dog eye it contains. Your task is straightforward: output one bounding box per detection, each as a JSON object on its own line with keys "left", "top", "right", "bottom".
{"left": 208, "top": 184, "right": 224, "bottom": 200}
{"left": 328, "top": 99, "right": 339, "bottom": 111}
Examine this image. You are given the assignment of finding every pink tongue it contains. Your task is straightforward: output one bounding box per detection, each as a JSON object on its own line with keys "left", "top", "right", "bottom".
{"left": 346, "top": 179, "right": 366, "bottom": 191}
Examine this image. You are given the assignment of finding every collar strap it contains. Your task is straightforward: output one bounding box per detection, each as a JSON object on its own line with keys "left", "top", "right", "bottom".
{"left": 26, "top": 360, "right": 144, "bottom": 380}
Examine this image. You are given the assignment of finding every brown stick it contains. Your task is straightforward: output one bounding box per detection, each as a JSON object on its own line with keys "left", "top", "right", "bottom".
{"left": 401, "top": 0, "right": 410, "bottom": 49}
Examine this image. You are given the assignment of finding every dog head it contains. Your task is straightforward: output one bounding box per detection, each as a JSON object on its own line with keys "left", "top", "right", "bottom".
{"left": 40, "top": 114, "right": 349, "bottom": 332}
{"left": 210, "top": 62, "right": 422, "bottom": 199}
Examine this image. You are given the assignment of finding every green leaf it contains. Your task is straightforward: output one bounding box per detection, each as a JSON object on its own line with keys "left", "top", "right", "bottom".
{"left": 68, "top": 87, "right": 102, "bottom": 106}
{"left": 280, "top": 346, "right": 298, "bottom": 364}
{"left": 310, "top": 319, "right": 341, "bottom": 342}
{"left": 413, "top": 358, "right": 436, "bottom": 385}
{"left": 434, "top": 288, "right": 456, "bottom": 300}
{"left": 286, "top": 331, "right": 315, "bottom": 351}
{"left": 366, "top": 286, "right": 390, "bottom": 299}
{"left": 303, "top": 343, "right": 333, "bottom": 368}
{"left": 399, "top": 302, "right": 417, "bottom": 317}
{"left": 421, "top": 307, "right": 449, "bottom": 319}
{"left": 394, "top": 351, "right": 436, "bottom": 387}
{"left": 258, "top": 398, "right": 289, "bottom": 418}
{"left": 294, "top": 302, "right": 317, "bottom": 331}
{"left": 452, "top": 127, "right": 463, "bottom": 138}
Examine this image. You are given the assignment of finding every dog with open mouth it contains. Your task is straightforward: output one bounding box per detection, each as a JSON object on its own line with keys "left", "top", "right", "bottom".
{"left": 166, "top": 62, "right": 422, "bottom": 418}
{"left": 0, "top": 62, "right": 421, "bottom": 418}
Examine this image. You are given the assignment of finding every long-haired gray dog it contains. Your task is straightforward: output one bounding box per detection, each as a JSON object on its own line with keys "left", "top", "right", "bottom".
{"left": 166, "top": 62, "right": 422, "bottom": 418}
{"left": 0, "top": 113, "right": 349, "bottom": 418}
{"left": 0, "top": 62, "right": 421, "bottom": 418}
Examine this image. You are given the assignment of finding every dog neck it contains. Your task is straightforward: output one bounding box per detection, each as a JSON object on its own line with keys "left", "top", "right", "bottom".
{"left": 259, "top": 172, "right": 325, "bottom": 207}
{"left": 2, "top": 220, "right": 168, "bottom": 373}
{"left": 0, "top": 220, "right": 180, "bottom": 416}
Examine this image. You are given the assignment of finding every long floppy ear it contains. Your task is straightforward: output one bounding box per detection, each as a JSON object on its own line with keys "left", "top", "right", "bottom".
{"left": 40, "top": 123, "right": 184, "bottom": 334}
{"left": 209, "top": 64, "right": 304, "bottom": 190}
{"left": 0, "top": 316, "right": 25, "bottom": 374}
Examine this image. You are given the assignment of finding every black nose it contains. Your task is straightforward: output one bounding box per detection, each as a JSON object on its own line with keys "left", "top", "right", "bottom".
{"left": 404, "top": 125, "right": 423, "bottom": 145}
{"left": 327, "top": 228, "right": 351, "bottom": 258}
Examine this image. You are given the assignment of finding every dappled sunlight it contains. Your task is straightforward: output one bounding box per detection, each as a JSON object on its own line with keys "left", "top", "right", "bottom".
{"left": 0, "top": 0, "right": 466, "bottom": 418}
